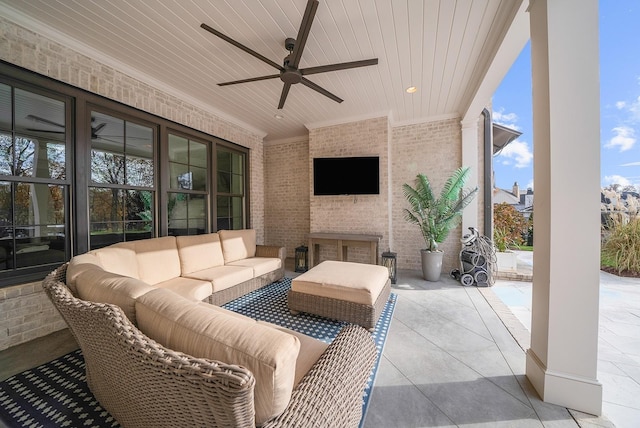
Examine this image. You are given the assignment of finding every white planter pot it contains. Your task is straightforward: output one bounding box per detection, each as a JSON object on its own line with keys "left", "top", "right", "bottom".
{"left": 496, "top": 251, "right": 518, "bottom": 273}
{"left": 421, "top": 250, "right": 444, "bottom": 281}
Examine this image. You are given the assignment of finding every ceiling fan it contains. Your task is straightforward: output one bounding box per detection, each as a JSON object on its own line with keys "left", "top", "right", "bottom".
{"left": 200, "top": 0, "right": 378, "bottom": 109}
{"left": 26, "top": 114, "right": 107, "bottom": 139}
{"left": 26, "top": 115, "right": 149, "bottom": 142}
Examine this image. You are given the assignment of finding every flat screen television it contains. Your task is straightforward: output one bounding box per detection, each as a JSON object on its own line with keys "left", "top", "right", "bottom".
{"left": 313, "top": 156, "right": 380, "bottom": 195}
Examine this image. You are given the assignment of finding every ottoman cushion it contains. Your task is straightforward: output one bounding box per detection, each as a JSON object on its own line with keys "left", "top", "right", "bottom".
{"left": 291, "top": 260, "right": 389, "bottom": 305}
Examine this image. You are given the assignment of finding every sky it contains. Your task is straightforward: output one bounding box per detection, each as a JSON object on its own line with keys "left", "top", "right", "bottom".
{"left": 491, "top": 0, "right": 640, "bottom": 193}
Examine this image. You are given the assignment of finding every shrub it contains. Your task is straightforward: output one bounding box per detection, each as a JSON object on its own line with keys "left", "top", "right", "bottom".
{"left": 602, "top": 217, "right": 640, "bottom": 274}
{"left": 493, "top": 203, "right": 527, "bottom": 251}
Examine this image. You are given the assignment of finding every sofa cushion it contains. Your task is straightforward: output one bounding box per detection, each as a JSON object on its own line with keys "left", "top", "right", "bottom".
{"left": 66, "top": 253, "right": 102, "bottom": 295}
{"left": 133, "top": 236, "right": 181, "bottom": 285}
{"left": 90, "top": 242, "right": 139, "bottom": 280}
{"left": 176, "top": 233, "right": 225, "bottom": 274}
{"left": 259, "top": 321, "right": 328, "bottom": 386}
{"left": 75, "top": 268, "right": 154, "bottom": 325}
{"left": 219, "top": 229, "right": 256, "bottom": 263}
{"left": 136, "top": 289, "right": 300, "bottom": 425}
{"left": 182, "top": 265, "right": 254, "bottom": 293}
{"left": 154, "top": 276, "right": 213, "bottom": 301}
{"left": 191, "top": 303, "right": 328, "bottom": 387}
{"left": 226, "top": 257, "right": 282, "bottom": 277}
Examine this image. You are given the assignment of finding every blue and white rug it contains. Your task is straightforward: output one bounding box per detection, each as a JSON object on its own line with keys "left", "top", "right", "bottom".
{"left": 0, "top": 278, "right": 396, "bottom": 428}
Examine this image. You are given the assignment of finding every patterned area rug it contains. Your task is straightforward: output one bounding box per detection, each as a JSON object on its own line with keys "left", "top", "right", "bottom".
{"left": 0, "top": 278, "right": 396, "bottom": 428}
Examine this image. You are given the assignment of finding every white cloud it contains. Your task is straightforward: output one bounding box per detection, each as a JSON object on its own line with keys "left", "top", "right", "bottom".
{"left": 621, "top": 161, "right": 640, "bottom": 166}
{"left": 603, "top": 175, "right": 631, "bottom": 187}
{"left": 605, "top": 126, "right": 636, "bottom": 151}
{"left": 615, "top": 96, "right": 640, "bottom": 123}
{"left": 493, "top": 109, "right": 521, "bottom": 131}
{"left": 496, "top": 140, "right": 533, "bottom": 169}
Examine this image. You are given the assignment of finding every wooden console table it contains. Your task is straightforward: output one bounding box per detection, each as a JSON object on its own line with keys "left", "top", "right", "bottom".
{"left": 307, "top": 232, "right": 382, "bottom": 268}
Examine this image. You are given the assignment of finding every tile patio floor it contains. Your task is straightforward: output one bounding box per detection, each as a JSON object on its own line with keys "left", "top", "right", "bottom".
{"left": 1, "top": 260, "right": 633, "bottom": 427}
{"left": 358, "top": 267, "right": 616, "bottom": 428}
{"left": 490, "top": 251, "right": 640, "bottom": 428}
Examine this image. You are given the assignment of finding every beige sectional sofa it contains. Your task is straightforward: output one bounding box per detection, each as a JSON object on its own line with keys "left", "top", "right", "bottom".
{"left": 44, "top": 237, "right": 377, "bottom": 426}
{"left": 65, "top": 229, "right": 285, "bottom": 323}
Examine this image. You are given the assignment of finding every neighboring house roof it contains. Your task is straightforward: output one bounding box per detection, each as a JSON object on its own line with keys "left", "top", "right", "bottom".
{"left": 493, "top": 123, "right": 523, "bottom": 155}
{"left": 493, "top": 188, "right": 520, "bottom": 205}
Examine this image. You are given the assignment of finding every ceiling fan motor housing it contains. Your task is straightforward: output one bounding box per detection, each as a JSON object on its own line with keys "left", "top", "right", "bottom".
{"left": 285, "top": 37, "right": 296, "bottom": 52}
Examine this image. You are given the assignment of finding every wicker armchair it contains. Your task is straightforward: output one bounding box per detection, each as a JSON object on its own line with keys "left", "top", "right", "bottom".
{"left": 43, "top": 264, "right": 377, "bottom": 428}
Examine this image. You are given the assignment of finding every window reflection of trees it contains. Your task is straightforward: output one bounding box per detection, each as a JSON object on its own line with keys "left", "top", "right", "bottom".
{"left": 88, "top": 112, "right": 154, "bottom": 249}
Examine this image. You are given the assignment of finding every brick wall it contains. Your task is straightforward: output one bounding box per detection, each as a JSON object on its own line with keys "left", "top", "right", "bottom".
{"left": 0, "top": 17, "right": 266, "bottom": 349}
{"left": 391, "top": 117, "right": 464, "bottom": 272}
{"left": 264, "top": 137, "right": 310, "bottom": 258}
{"left": 308, "top": 116, "right": 391, "bottom": 264}
{"left": 0, "top": 281, "right": 67, "bottom": 350}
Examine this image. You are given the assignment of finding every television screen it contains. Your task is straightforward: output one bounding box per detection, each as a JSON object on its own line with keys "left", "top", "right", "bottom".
{"left": 313, "top": 156, "right": 380, "bottom": 195}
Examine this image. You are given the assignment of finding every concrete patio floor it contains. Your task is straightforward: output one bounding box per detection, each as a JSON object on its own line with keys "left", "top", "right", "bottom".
{"left": 360, "top": 266, "right": 616, "bottom": 428}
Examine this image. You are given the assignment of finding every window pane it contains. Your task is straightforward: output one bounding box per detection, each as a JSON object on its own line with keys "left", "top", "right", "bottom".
{"left": 91, "top": 150, "right": 125, "bottom": 184}
{"left": 170, "top": 162, "right": 190, "bottom": 190}
{"left": 89, "top": 187, "right": 124, "bottom": 249}
{"left": 168, "top": 134, "right": 188, "bottom": 163}
{"left": 15, "top": 88, "right": 65, "bottom": 138}
{"left": 126, "top": 122, "right": 153, "bottom": 187}
{"left": 45, "top": 141, "right": 66, "bottom": 180}
{"left": 216, "top": 195, "right": 230, "bottom": 230}
{"left": 190, "top": 140, "right": 207, "bottom": 168}
{"left": 168, "top": 193, "right": 206, "bottom": 235}
{"left": 13, "top": 136, "right": 66, "bottom": 180}
{"left": 217, "top": 150, "right": 231, "bottom": 173}
{"left": 126, "top": 155, "right": 154, "bottom": 187}
{"left": 0, "top": 132, "right": 11, "bottom": 176}
{"left": 187, "top": 194, "right": 206, "bottom": 232}
{"left": 125, "top": 190, "right": 153, "bottom": 241}
{"left": 231, "top": 172, "right": 243, "bottom": 194}
{"left": 89, "top": 187, "right": 124, "bottom": 225}
{"left": 0, "top": 181, "right": 11, "bottom": 239}
{"left": 217, "top": 171, "right": 231, "bottom": 193}
{"left": 0, "top": 84, "right": 10, "bottom": 130}
{"left": 14, "top": 183, "right": 64, "bottom": 226}
{"left": 192, "top": 166, "right": 207, "bottom": 191}
{"left": 231, "top": 196, "right": 244, "bottom": 229}
{"left": 13, "top": 136, "right": 35, "bottom": 177}
{"left": 231, "top": 152, "right": 243, "bottom": 174}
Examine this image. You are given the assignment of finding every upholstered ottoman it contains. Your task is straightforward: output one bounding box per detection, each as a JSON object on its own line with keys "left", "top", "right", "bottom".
{"left": 288, "top": 260, "right": 391, "bottom": 330}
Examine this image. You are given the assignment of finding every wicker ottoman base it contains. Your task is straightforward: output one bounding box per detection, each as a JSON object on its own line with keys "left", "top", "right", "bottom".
{"left": 288, "top": 261, "right": 391, "bottom": 331}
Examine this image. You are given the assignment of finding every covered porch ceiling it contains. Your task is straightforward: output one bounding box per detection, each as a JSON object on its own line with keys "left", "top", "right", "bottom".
{"left": 1, "top": 0, "right": 529, "bottom": 141}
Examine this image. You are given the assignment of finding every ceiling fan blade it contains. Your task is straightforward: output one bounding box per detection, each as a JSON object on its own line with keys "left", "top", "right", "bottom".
{"left": 289, "top": 0, "right": 318, "bottom": 68}
{"left": 26, "top": 114, "right": 64, "bottom": 128}
{"left": 300, "top": 78, "right": 343, "bottom": 104}
{"left": 200, "top": 23, "right": 282, "bottom": 70}
{"left": 26, "top": 128, "right": 64, "bottom": 134}
{"left": 218, "top": 74, "right": 281, "bottom": 86}
{"left": 93, "top": 123, "right": 106, "bottom": 134}
{"left": 300, "top": 58, "right": 379, "bottom": 76}
{"left": 278, "top": 83, "right": 292, "bottom": 109}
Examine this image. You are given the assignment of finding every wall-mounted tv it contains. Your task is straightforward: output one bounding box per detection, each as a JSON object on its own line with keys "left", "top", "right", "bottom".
{"left": 313, "top": 156, "right": 380, "bottom": 195}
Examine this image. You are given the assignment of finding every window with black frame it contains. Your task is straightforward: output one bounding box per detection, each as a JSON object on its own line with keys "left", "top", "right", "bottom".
{"left": 167, "top": 134, "right": 208, "bottom": 236}
{"left": 0, "top": 84, "right": 69, "bottom": 276}
{"left": 88, "top": 111, "right": 155, "bottom": 250}
{"left": 216, "top": 148, "right": 245, "bottom": 230}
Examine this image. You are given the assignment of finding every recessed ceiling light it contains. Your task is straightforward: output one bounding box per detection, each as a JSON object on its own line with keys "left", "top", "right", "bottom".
{"left": 406, "top": 86, "right": 417, "bottom": 94}
{"left": 274, "top": 114, "right": 284, "bottom": 120}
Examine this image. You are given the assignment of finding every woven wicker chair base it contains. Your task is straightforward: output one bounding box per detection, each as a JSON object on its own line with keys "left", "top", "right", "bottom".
{"left": 288, "top": 279, "right": 391, "bottom": 331}
{"left": 42, "top": 263, "right": 377, "bottom": 428}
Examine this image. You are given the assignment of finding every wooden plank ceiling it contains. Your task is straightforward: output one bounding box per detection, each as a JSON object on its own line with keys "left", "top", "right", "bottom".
{"left": 0, "top": 0, "right": 523, "bottom": 141}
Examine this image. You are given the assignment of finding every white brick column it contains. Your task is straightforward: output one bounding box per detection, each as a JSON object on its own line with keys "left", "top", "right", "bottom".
{"left": 526, "top": 0, "right": 602, "bottom": 415}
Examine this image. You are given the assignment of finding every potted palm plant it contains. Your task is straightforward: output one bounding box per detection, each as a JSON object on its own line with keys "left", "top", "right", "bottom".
{"left": 403, "top": 167, "right": 478, "bottom": 281}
